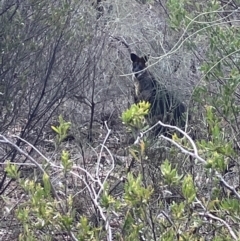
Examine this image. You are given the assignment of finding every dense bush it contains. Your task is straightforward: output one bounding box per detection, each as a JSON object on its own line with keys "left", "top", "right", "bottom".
{"left": 1, "top": 0, "right": 240, "bottom": 240}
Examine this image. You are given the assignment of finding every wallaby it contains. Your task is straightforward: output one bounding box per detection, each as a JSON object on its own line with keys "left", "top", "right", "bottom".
{"left": 130, "top": 53, "right": 186, "bottom": 137}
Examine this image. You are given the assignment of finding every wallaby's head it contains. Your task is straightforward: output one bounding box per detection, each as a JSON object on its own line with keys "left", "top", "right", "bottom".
{"left": 130, "top": 53, "right": 148, "bottom": 76}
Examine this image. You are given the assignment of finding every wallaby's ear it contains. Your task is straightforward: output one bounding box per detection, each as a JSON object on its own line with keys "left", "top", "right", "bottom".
{"left": 130, "top": 53, "right": 139, "bottom": 62}
{"left": 142, "top": 55, "right": 149, "bottom": 63}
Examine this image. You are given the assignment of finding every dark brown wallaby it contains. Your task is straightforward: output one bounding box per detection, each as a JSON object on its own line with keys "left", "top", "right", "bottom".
{"left": 130, "top": 53, "right": 186, "bottom": 137}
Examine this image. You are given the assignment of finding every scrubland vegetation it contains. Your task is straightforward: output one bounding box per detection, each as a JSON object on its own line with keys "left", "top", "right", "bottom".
{"left": 1, "top": 0, "right": 240, "bottom": 240}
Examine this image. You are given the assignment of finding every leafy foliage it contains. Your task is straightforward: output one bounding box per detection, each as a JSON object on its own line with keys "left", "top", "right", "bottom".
{"left": 1, "top": 0, "right": 240, "bottom": 240}
{"left": 51, "top": 115, "right": 71, "bottom": 144}
{"left": 121, "top": 100, "right": 150, "bottom": 129}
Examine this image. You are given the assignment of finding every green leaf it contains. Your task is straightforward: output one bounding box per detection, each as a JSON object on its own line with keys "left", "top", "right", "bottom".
{"left": 182, "top": 175, "right": 196, "bottom": 203}
{"left": 42, "top": 173, "right": 51, "bottom": 196}
{"left": 61, "top": 150, "right": 72, "bottom": 171}
{"left": 161, "top": 160, "right": 182, "bottom": 185}
{"left": 51, "top": 126, "right": 59, "bottom": 134}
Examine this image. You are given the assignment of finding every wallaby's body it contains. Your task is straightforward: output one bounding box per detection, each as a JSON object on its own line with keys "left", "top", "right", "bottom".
{"left": 130, "top": 53, "right": 186, "bottom": 137}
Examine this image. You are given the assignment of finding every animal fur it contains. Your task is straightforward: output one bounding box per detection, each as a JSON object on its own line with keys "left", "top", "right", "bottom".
{"left": 130, "top": 53, "right": 186, "bottom": 137}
